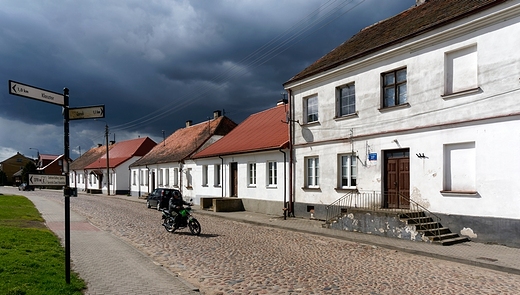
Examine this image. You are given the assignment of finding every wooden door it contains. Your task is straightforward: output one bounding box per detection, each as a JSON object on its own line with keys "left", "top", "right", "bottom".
{"left": 385, "top": 150, "right": 409, "bottom": 209}
{"left": 230, "top": 163, "right": 238, "bottom": 197}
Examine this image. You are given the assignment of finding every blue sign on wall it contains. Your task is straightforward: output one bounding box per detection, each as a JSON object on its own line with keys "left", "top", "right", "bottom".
{"left": 369, "top": 153, "right": 377, "bottom": 161}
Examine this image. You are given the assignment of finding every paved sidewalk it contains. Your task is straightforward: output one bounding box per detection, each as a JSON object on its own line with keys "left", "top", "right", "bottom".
{"left": 23, "top": 194, "right": 200, "bottom": 295}
{"left": 117, "top": 195, "right": 520, "bottom": 276}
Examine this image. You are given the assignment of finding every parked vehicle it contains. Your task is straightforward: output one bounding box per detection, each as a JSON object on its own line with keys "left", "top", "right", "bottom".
{"left": 161, "top": 201, "right": 201, "bottom": 235}
{"left": 146, "top": 188, "right": 179, "bottom": 210}
{"left": 18, "top": 183, "right": 34, "bottom": 191}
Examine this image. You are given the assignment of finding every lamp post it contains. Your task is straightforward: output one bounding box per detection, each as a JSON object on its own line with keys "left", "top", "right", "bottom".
{"left": 29, "top": 147, "right": 39, "bottom": 164}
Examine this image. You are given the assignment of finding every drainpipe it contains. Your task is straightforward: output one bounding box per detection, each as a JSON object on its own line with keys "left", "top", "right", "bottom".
{"left": 84, "top": 169, "right": 88, "bottom": 193}
{"left": 279, "top": 148, "right": 287, "bottom": 220}
{"left": 128, "top": 166, "right": 131, "bottom": 196}
{"left": 138, "top": 168, "right": 141, "bottom": 197}
{"left": 145, "top": 165, "right": 150, "bottom": 194}
{"left": 288, "top": 88, "right": 295, "bottom": 217}
{"left": 218, "top": 155, "right": 224, "bottom": 197}
{"left": 179, "top": 162, "right": 184, "bottom": 196}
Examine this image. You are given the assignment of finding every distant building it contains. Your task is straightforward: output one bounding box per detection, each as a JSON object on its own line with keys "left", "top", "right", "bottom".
{"left": 0, "top": 152, "right": 34, "bottom": 186}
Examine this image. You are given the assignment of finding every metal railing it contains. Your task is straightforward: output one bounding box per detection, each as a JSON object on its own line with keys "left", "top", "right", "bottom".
{"left": 325, "top": 191, "right": 443, "bottom": 240}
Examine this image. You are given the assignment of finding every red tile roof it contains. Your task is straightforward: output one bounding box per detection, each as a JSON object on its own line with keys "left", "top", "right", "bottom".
{"left": 284, "top": 0, "right": 506, "bottom": 85}
{"left": 85, "top": 137, "right": 156, "bottom": 169}
{"left": 130, "top": 116, "right": 237, "bottom": 166}
{"left": 193, "top": 104, "right": 289, "bottom": 158}
{"left": 70, "top": 145, "right": 114, "bottom": 170}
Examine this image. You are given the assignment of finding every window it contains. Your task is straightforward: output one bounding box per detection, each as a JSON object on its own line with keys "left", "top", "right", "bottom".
{"left": 158, "top": 169, "right": 163, "bottom": 186}
{"left": 443, "top": 142, "right": 476, "bottom": 192}
{"left": 306, "top": 157, "right": 319, "bottom": 188}
{"left": 140, "top": 170, "right": 144, "bottom": 185}
{"left": 173, "top": 168, "right": 179, "bottom": 187}
{"left": 304, "top": 95, "right": 318, "bottom": 123}
{"left": 186, "top": 168, "right": 192, "bottom": 188}
{"left": 202, "top": 165, "right": 208, "bottom": 186}
{"left": 267, "top": 161, "right": 277, "bottom": 186}
{"left": 382, "top": 68, "right": 407, "bottom": 107}
{"left": 132, "top": 171, "right": 136, "bottom": 185}
{"left": 337, "top": 83, "right": 355, "bottom": 117}
{"left": 445, "top": 45, "right": 477, "bottom": 95}
{"left": 340, "top": 154, "right": 357, "bottom": 188}
{"left": 249, "top": 163, "right": 257, "bottom": 186}
{"left": 165, "top": 169, "right": 169, "bottom": 186}
{"left": 214, "top": 164, "right": 221, "bottom": 187}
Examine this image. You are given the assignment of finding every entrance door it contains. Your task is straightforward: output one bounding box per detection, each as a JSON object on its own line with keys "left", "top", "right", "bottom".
{"left": 384, "top": 149, "right": 410, "bottom": 209}
{"left": 230, "top": 162, "right": 238, "bottom": 197}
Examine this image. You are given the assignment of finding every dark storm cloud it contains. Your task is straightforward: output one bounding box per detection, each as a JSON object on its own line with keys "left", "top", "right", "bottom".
{"left": 0, "top": 0, "right": 416, "bottom": 160}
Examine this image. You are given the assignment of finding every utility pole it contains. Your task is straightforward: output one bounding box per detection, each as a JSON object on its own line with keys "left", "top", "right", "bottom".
{"left": 105, "top": 124, "right": 110, "bottom": 196}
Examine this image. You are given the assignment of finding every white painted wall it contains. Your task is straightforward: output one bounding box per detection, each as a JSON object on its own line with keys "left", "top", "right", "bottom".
{"left": 287, "top": 2, "right": 520, "bottom": 219}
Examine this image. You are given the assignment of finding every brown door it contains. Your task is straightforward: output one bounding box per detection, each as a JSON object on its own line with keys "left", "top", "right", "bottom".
{"left": 230, "top": 163, "right": 238, "bottom": 197}
{"left": 384, "top": 150, "right": 409, "bottom": 209}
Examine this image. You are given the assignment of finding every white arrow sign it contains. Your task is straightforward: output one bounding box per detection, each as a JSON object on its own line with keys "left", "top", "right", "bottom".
{"left": 9, "top": 80, "right": 64, "bottom": 106}
{"left": 69, "top": 105, "right": 105, "bottom": 120}
{"left": 29, "top": 174, "right": 67, "bottom": 186}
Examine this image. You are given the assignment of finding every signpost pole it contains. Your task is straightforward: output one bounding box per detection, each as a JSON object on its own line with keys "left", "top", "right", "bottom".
{"left": 63, "top": 87, "right": 71, "bottom": 284}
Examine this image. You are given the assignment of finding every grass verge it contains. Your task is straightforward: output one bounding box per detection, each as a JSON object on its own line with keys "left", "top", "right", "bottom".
{"left": 0, "top": 194, "right": 86, "bottom": 295}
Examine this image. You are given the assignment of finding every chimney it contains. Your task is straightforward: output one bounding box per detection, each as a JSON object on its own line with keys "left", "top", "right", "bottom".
{"left": 97, "top": 144, "right": 102, "bottom": 147}
{"left": 213, "top": 110, "right": 222, "bottom": 119}
{"left": 109, "top": 140, "right": 115, "bottom": 145}
{"left": 186, "top": 120, "right": 192, "bottom": 127}
{"left": 416, "top": 0, "right": 427, "bottom": 5}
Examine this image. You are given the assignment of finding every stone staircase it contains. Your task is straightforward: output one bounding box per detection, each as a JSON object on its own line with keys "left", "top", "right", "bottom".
{"left": 399, "top": 211, "right": 469, "bottom": 246}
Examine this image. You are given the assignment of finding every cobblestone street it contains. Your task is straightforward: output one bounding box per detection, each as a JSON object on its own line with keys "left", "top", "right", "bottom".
{"left": 9, "top": 189, "right": 520, "bottom": 294}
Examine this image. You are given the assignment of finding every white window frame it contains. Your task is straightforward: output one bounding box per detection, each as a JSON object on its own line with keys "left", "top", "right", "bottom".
{"left": 158, "top": 169, "right": 163, "bottom": 186}
{"left": 444, "top": 45, "right": 478, "bottom": 95}
{"left": 173, "top": 168, "right": 179, "bottom": 187}
{"left": 306, "top": 157, "right": 319, "bottom": 188}
{"left": 304, "top": 95, "right": 318, "bottom": 123}
{"left": 248, "top": 162, "right": 257, "bottom": 186}
{"left": 132, "top": 171, "right": 136, "bottom": 185}
{"left": 267, "top": 161, "right": 277, "bottom": 186}
{"left": 186, "top": 168, "right": 192, "bottom": 188}
{"left": 165, "top": 169, "right": 169, "bottom": 186}
{"left": 339, "top": 154, "right": 357, "bottom": 189}
{"left": 337, "top": 83, "right": 356, "bottom": 117}
{"left": 214, "top": 164, "right": 221, "bottom": 187}
{"left": 202, "top": 165, "right": 208, "bottom": 186}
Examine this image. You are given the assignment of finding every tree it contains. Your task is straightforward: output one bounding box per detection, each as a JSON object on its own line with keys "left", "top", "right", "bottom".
{"left": 21, "top": 161, "right": 37, "bottom": 184}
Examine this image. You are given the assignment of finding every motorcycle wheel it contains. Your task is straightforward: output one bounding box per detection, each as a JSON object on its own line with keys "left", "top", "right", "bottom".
{"left": 188, "top": 219, "right": 201, "bottom": 235}
{"left": 164, "top": 217, "right": 176, "bottom": 232}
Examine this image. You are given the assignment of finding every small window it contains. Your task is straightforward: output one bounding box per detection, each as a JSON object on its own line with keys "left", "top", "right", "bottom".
{"left": 186, "top": 168, "right": 192, "bottom": 188}
{"left": 173, "top": 168, "right": 179, "bottom": 187}
{"left": 248, "top": 163, "right": 257, "bottom": 186}
{"left": 132, "top": 171, "right": 136, "bottom": 185}
{"left": 382, "top": 68, "right": 407, "bottom": 108}
{"left": 165, "top": 169, "right": 169, "bottom": 186}
{"left": 267, "top": 161, "right": 277, "bottom": 186}
{"left": 202, "top": 165, "right": 208, "bottom": 186}
{"left": 214, "top": 164, "right": 221, "bottom": 187}
{"left": 158, "top": 169, "right": 163, "bottom": 186}
{"left": 304, "top": 95, "right": 318, "bottom": 123}
{"left": 339, "top": 154, "right": 357, "bottom": 188}
{"left": 337, "top": 83, "right": 355, "bottom": 117}
{"left": 306, "top": 157, "right": 319, "bottom": 188}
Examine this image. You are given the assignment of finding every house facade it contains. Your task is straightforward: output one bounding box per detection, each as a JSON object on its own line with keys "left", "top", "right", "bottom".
{"left": 69, "top": 137, "right": 156, "bottom": 195}
{"left": 129, "top": 111, "right": 237, "bottom": 198}
{"left": 284, "top": 0, "right": 520, "bottom": 246}
{"left": 191, "top": 103, "right": 290, "bottom": 215}
{"left": 36, "top": 154, "right": 67, "bottom": 176}
{"left": 0, "top": 152, "right": 34, "bottom": 186}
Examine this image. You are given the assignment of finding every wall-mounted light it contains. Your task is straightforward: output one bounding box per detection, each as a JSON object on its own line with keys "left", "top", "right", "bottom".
{"left": 416, "top": 153, "right": 428, "bottom": 159}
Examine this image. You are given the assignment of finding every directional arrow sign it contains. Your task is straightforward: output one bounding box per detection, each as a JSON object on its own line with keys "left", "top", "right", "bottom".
{"left": 69, "top": 105, "right": 105, "bottom": 120}
{"left": 8, "top": 80, "right": 64, "bottom": 106}
{"left": 29, "top": 174, "right": 67, "bottom": 186}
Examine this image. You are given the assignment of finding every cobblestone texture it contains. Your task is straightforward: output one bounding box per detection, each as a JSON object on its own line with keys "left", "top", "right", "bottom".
{"left": 5, "top": 188, "right": 520, "bottom": 295}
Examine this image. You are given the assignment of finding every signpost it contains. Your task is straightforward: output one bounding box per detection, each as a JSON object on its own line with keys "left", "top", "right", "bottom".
{"left": 8, "top": 79, "right": 104, "bottom": 284}
{"left": 8, "top": 80, "right": 65, "bottom": 106}
{"left": 69, "top": 105, "right": 105, "bottom": 120}
{"left": 29, "top": 174, "right": 67, "bottom": 186}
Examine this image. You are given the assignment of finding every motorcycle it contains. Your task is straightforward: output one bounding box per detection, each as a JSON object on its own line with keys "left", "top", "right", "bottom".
{"left": 161, "top": 203, "right": 201, "bottom": 235}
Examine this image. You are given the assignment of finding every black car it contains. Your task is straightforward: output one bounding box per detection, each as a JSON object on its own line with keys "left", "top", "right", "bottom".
{"left": 18, "top": 183, "right": 34, "bottom": 191}
{"left": 146, "top": 188, "right": 179, "bottom": 210}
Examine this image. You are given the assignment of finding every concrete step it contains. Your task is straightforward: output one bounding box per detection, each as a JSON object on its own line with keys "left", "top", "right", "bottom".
{"left": 437, "top": 236, "right": 471, "bottom": 246}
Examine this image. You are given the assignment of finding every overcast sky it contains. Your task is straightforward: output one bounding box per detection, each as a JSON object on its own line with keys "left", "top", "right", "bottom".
{"left": 0, "top": 0, "right": 416, "bottom": 162}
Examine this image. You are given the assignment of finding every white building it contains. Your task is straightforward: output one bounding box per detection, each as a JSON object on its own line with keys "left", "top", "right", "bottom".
{"left": 129, "top": 111, "right": 237, "bottom": 199}
{"left": 284, "top": 0, "right": 520, "bottom": 247}
{"left": 191, "top": 103, "right": 290, "bottom": 215}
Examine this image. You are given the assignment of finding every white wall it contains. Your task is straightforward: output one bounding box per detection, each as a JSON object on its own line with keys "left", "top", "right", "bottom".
{"left": 287, "top": 3, "right": 520, "bottom": 219}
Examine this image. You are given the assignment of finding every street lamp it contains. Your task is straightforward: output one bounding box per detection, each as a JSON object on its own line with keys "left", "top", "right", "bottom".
{"left": 29, "top": 147, "right": 40, "bottom": 167}
{"left": 95, "top": 120, "right": 110, "bottom": 196}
